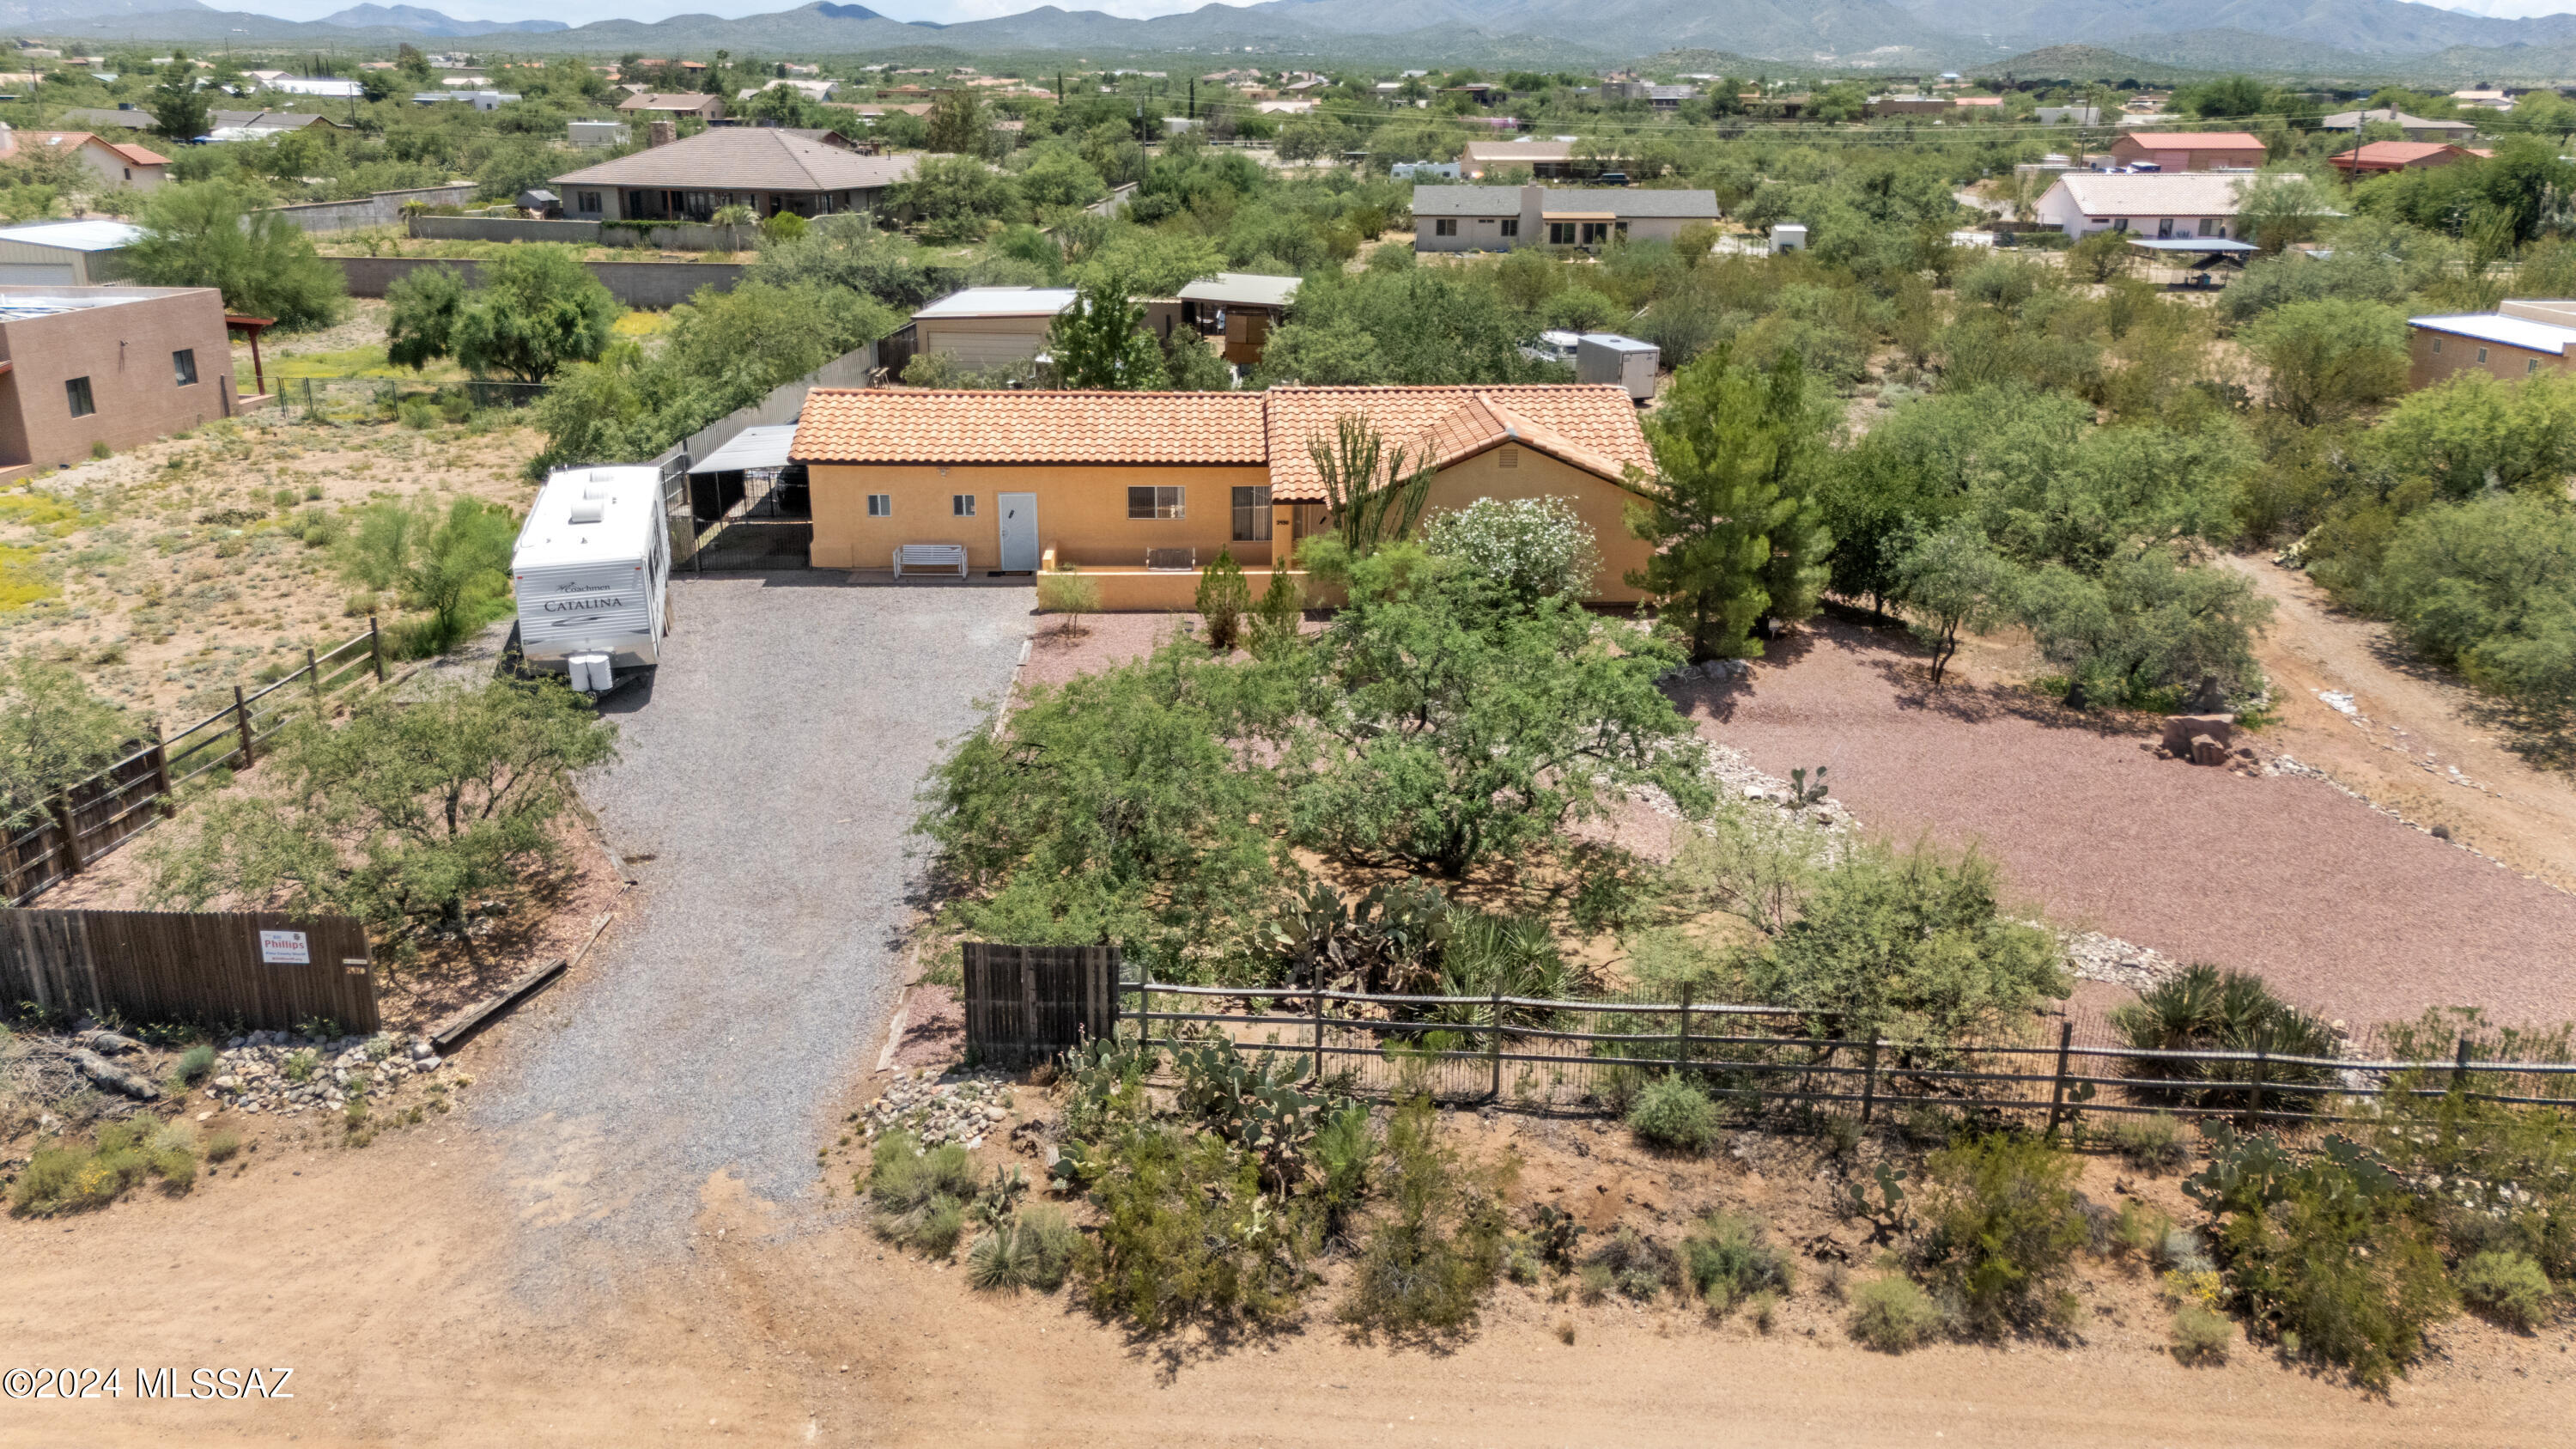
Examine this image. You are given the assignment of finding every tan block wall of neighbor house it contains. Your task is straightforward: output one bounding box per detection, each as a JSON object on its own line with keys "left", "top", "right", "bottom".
{"left": 0, "top": 289, "right": 233, "bottom": 472}
{"left": 806, "top": 462, "right": 1277, "bottom": 572}
{"left": 2409, "top": 330, "right": 2573, "bottom": 390}
{"left": 913, "top": 316, "right": 1057, "bottom": 369}
{"left": 1418, "top": 445, "right": 1656, "bottom": 603}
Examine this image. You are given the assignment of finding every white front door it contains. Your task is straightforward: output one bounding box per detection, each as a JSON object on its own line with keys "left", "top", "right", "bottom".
{"left": 997, "top": 492, "right": 1039, "bottom": 572}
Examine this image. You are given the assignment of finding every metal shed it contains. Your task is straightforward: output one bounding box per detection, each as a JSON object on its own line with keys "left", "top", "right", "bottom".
{"left": 0, "top": 220, "right": 142, "bottom": 287}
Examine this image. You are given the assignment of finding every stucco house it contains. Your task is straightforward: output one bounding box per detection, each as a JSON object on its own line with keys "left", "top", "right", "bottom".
{"left": 0, "top": 285, "right": 239, "bottom": 482}
{"left": 1413, "top": 184, "right": 1721, "bottom": 252}
{"left": 551, "top": 126, "right": 916, "bottom": 221}
{"left": 617, "top": 92, "right": 725, "bottom": 121}
{"left": 2318, "top": 107, "right": 2477, "bottom": 143}
{"left": 2329, "top": 141, "right": 2488, "bottom": 175}
{"left": 787, "top": 385, "right": 1659, "bottom": 605}
{"left": 2407, "top": 301, "right": 2576, "bottom": 389}
{"left": 2033, "top": 172, "right": 2244, "bottom": 240}
{"left": 1459, "top": 139, "right": 1586, "bottom": 180}
{"left": 0, "top": 127, "right": 167, "bottom": 191}
{"left": 2106, "top": 131, "right": 2267, "bottom": 171}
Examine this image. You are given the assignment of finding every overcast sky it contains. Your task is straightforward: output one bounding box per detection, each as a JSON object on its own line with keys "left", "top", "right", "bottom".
{"left": 246, "top": 0, "right": 2576, "bottom": 33}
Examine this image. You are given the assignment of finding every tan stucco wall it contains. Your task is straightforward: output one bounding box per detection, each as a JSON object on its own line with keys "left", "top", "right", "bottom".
{"left": 808, "top": 442, "right": 1656, "bottom": 600}
{"left": 913, "top": 315, "right": 1057, "bottom": 368}
{"left": 2409, "top": 329, "right": 2571, "bottom": 390}
{"left": 808, "top": 462, "right": 1276, "bottom": 572}
{"left": 0, "top": 289, "right": 232, "bottom": 472}
{"left": 1416, "top": 444, "right": 1655, "bottom": 603}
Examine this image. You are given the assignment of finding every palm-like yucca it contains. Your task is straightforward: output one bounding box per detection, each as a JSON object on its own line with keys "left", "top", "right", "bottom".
{"left": 2111, "top": 963, "right": 2337, "bottom": 1117}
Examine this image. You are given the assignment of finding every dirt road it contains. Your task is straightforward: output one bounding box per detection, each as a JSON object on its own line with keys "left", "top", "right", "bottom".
{"left": 2225, "top": 556, "right": 2576, "bottom": 894}
{"left": 8, "top": 1120, "right": 2570, "bottom": 1448}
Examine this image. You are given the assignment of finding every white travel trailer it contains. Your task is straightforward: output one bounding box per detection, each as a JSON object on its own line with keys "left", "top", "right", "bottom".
{"left": 512, "top": 466, "right": 669, "bottom": 691}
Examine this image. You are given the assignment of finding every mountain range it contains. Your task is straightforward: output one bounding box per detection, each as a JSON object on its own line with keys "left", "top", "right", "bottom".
{"left": 15, "top": 0, "right": 2576, "bottom": 81}
{"left": 314, "top": 4, "right": 567, "bottom": 33}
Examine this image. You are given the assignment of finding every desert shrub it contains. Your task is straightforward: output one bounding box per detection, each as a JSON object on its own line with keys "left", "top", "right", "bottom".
{"left": 1056, "top": 1033, "right": 1152, "bottom": 1145}
{"left": 2171, "top": 1303, "right": 2234, "bottom": 1364}
{"left": 1682, "top": 1210, "right": 1795, "bottom": 1312}
{"left": 1194, "top": 549, "right": 1253, "bottom": 652}
{"left": 2185, "top": 1126, "right": 2452, "bottom": 1390}
{"left": 968, "top": 1204, "right": 1080, "bottom": 1293}
{"left": 1313, "top": 1102, "right": 1376, "bottom": 1238}
{"left": 2362, "top": 1019, "right": 2576, "bottom": 1282}
{"left": 866, "top": 1132, "right": 981, "bottom": 1257}
{"left": 398, "top": 398, "right": 438, "bottom": 429}
{"left": 2456, "top": 1250, "right": 2553, "bottom": 1332}
{"left": 1339, "top": 1098, "right": 1513, "bottom": 1337}
{"left": 1847, "top": 1275, "right": 1942, "bottom": 1352}
{"left": 2111, "top": 965, "right": 2337, "bottom": 1115}
{"left": 2111, "top": 1112, "right": 2190, "bottom": 1172}
{"left": 1078, "top": 1123, "right": 1313, "bottom": 1332}
{"left": 204, "top": 1129, "right": 242, "bottom": 1163}
{"left": 283, "top": 1050, "right": 319, "bottom": 1084}
{"left": 9, "top": 1117, "right": 194, "bottom": 1215}
{"left": 174, "top": 1044, "right": 218, "bottom": 1086}
{"left": 1628, "top": 1073, "right": 1720, "bottom": 1154}
{"left": 2111, "top": 1200, "right": 2174, "bottom": 1261}
{"left": 1249, "top": 567, "right": 1304, "bottom": 658}
{"left": 1585, "top": 1227, "right": 1682, "bottom": 1302}
{"left": 1917, "top": 1133, "right": 2088, "bottom": 1337}
{"left": 1034, "top": 569, "right": 1101, "bottom": 633}
{"left": 1577, "top": 1263, "right": 1614, "bottom": 1303}
{"left": 1419, "top": 495, "right": 1601, "bottom": 609}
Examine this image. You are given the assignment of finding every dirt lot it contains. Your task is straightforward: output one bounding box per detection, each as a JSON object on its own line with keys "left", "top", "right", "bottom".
{"left": 0, "top": 341, "right": 541, "bottom": 729}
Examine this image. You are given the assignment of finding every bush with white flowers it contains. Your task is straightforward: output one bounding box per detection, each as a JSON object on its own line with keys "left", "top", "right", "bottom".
{"left": 1419, "top": 496, "right": 1601, "bottom": 606}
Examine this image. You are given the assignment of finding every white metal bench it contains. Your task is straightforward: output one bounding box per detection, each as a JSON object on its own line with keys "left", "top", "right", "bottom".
{"left": 893, "top": 543, "right": 969, "bottom": 579}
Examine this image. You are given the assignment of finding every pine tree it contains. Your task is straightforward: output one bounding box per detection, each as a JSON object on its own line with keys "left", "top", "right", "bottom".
{"left": 1624, "top": 346, "right": 1834, "bottom": 662}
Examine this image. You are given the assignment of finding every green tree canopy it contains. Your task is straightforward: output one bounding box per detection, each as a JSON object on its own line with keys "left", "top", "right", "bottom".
{"left": 126, "top": 180, "right": 345, "bottom": 330}
{"left": 385, "top": 245, "right": 620, "bottom": 383}
{"left": 1048, "top": 275, "right": 1164, "bottom": 390}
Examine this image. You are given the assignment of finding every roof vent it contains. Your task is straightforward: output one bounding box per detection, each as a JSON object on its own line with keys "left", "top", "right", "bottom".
{"left": 568, "top": 501, "right": 605, "bottom": 524}
{"left": 582, "top": 484, "right": 616, "bottom": 499}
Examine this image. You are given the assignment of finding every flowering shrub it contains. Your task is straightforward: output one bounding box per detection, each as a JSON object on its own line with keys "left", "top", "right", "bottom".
{"left": 1420, "top": 496, "right": 1601, "bottom": 606}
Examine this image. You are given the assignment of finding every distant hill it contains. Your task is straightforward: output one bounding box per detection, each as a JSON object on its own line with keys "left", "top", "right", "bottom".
{"left": 317, "top": 3, "right": 566, "bottom": 34}
{"left": 1980, "top": 42, "right": 2213, "bottom": 81}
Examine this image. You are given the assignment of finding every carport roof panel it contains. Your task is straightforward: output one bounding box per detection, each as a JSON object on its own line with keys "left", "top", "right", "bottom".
{"left": 689, "top": 424, "right": 799, "bottom": 474}
{"left": 792, "top": 388, "right": 1269, "bottom": 466}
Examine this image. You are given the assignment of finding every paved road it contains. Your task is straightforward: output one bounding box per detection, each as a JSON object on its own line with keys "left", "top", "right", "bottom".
{"left": 474, "top": 573, "right": 1030, "bottom": 1260}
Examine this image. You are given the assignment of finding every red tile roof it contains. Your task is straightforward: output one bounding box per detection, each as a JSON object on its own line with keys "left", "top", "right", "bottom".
{"left": 1263, "top": 385, "right": 1649, "bottom": 500}
{"left": 791, "top": 384, "right": 1655, "bottom": 498}
{"left": 791, "top": 389, "right": 1268, "bottom": 466}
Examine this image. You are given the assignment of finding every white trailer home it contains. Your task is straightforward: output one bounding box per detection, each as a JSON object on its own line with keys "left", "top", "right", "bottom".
{"left": 512, "top": 466, "right": 670, "bottom": 691}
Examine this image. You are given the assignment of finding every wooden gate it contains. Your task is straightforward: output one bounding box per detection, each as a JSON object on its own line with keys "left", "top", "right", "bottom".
{"left": 0, "top": 910, "right": 379, "bottom": 1033}
{"left": 961, "top": 943, "right": 1119, "bottom": 1067}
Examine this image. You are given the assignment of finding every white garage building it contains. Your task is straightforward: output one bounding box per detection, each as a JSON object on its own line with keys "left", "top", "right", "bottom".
{"left": 2032, "top": 173, "right": 2245, "bottom": 241}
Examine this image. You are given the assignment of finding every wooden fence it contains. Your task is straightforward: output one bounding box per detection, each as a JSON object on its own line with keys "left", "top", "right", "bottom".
{"left": 0, "top": 909, "right": 379, "bottom": 1034}
{"left": 1117, "top": 975, "right": 2576, "bottom": 1129}
{"left": 2, "top": 622, "right": 387, "bottom": 906}
{"left": 962, "top": 943, "right": 1120, "bottom": 1067}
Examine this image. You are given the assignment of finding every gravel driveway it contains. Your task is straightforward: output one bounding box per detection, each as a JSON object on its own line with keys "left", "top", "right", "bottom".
{"left": 475, "top": 574, "right": 1030, "bottom": 1256}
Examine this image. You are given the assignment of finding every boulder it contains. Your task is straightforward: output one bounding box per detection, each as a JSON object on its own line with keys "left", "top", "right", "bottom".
{"left": 2160, "top": 713, "right": 2235, "bottom": 758}
{"left": 2190, "top": 734, "right": 2229, "bottom": 767}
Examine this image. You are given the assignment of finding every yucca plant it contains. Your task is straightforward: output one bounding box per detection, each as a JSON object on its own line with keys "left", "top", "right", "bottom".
{"left": 2111, "top": 964, "right": 2337, "bottom": 1116}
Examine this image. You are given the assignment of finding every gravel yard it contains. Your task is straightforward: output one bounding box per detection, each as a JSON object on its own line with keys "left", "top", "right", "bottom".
{"left": 1677, "top": 614, "right": 2576, "bottom": 1030}
{"left": 471, "top": 574, "right": 1033, "bottom": 1254}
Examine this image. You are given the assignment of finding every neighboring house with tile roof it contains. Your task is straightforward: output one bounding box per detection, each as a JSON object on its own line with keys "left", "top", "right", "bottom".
{"left": 2033, "top": 171, "right": 2247, "bottom": 240}
{"left": 2106, "top": 131, "right": 2268, "bottom": 171}
{"left": 788, "top": 385, "right": 1657, "bottom": 599}
{"left": 1413, "top": 184, "right": 1721, "bottom": 252}
{"left": 2407, "top": 301, "right": 2576, "bottom": 390}
{"left": 617, "top": 92, "right": 725, "bottom": 120}
{"left": 550, "top": 125, "right": 915, "bottom": 222}
{"left": 0, "top": 127, "right": 168, "bottom": 191}
{"left": 2328, "top": 141, "right": 2488, "bottom": 175}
